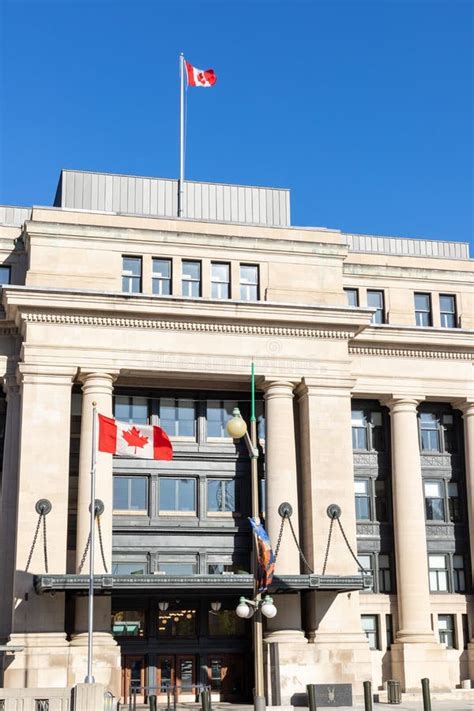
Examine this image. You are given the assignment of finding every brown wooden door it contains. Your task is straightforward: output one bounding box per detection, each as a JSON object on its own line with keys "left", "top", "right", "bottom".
{"left": 122, "top": 655, "right": 145, "bottom": 703}
{"left": 207, "top": 654, "right": 246, "bottom": 702}
{"left": 157, "top": 655, "right": 175, "bottom": 699}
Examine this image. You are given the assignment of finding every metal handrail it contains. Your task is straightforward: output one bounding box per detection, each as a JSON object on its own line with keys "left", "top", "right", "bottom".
{"left": 128, "top": 683, "right": 212, "bottom": 711}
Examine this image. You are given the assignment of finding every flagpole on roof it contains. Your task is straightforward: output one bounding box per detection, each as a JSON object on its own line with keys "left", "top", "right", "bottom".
{"left": 84, "top": 402, "right": 97, "bottom": 683}
{"left": 178, "top": 52, "right": 185, "bottom": 218}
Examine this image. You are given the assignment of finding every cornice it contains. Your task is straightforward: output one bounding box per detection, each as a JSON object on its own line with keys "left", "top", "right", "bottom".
{"left": 349, "top": 345, "right": 473, "bottom": 361}
{"left": 21, "top": 311, "right": 354, "bottom": 340}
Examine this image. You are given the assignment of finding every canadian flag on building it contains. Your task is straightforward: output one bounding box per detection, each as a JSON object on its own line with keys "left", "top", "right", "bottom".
{"left": 98, "top": 414, "right": 173, "bottom": 460}
{"left": 185, "top": 60, "right": 217, "bottom": 87}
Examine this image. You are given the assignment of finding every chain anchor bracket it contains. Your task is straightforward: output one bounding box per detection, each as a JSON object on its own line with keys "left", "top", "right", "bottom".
{"left": 326, "top": 504, "right": 342, "bottom": 520}
{"left": 278, "top": 502, "right": 293, "bottom": 519}
{"left": 35, "top": 499, "right": 52, "bottom": 516}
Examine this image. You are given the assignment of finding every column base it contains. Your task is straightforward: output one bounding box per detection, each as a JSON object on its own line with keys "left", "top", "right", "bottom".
{"left": 390, "top": 640, "right": 452, "bottom": 692}
{"left": 68, "top": 633, "right": 121, "bottom": 697}
{"left": 4, "top": 633, "right": 69, "bottom": 688}
{"left": 73, "top": 682, "right": 107, "bottom": 711}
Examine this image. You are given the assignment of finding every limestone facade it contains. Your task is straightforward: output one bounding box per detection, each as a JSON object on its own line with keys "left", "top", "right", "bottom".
{"left": 0, "top": 173, "right": 472, "bottom": 702}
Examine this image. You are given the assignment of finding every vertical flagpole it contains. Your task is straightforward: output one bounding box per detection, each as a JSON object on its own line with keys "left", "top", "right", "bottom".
{"left": 85, "top": 402, "right": 97, "bottom": 684}
{"left": 178, "top": 52, "right": 185, "bottom": 217}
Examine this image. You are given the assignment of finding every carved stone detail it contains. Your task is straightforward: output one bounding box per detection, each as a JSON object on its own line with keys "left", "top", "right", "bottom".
{"left": 353, "top": 453, "right": 378, "bottom": 466}
{"left": 356, "top": 523, "right": 380, "bottom": 537}
{"left": 421, "top": 455, "right": 452, "bottom": 467}
{"left": 349, "top": 345, "right": 472, "bottom": 361}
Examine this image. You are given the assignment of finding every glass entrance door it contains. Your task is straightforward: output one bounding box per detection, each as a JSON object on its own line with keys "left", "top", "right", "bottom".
{"left": 157, "top": 655, "right": 196, "bottom": 701}
{"left": 122, "top": 654, "right": 146, "bottom": 704}
{"left": 208, "top": 654, "right": 246, "bottom": 702}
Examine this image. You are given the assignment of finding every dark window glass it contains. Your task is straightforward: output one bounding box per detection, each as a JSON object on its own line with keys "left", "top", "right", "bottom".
{"left": 182, "top": 261, "right": 201, "bottom": 297}
{"left": 439, "top": 295, "right": 456, "bottom": 328}
{"left": 113, "top": 476, "right": 147, "bottom": 511}
{"left": 424, "top": 481, "right": 445, "bottom": 521}
{"left": 211, "top": 263, "right": 230, "bottom": 299}
{"left": 386, "top": 614, "right": 393, "bottom": 649}
{"left": 240, "top": 265, "right": 259, "bottom": 301}
{"left": 122, "top": 256, "right": 142, "bottom": 293}
{"left": 375, "top": 480, "right": 389, "bottom": 522}
{"left": 207, "top": 479, "right": 237, "bottom": 512}
{"left": 0, "top": 266, "right": 11, "bottom": 285}
{"left": 209, "top": 659, "right": 222, "bottom": 691}
{"left": 453, "top": 555, "right": 466, "bottom": 593}
{"left": 361, "top": 615, "right": 379, "bottom": 649}
{"left": 112, "top": 610, "right": 145, "bottom": 637}
{"left": 414, "top": 292, "right": 432, "bottom": 326}
{"left": 114, "top": 395, "right": 149, "bottom": 424}
{"left": 448, "top": 482, "right": 462, "bottom": 523}
{"left": 158, "top": 562, "right": 197, "bottom": 575}
{"left": 442, "top": 413, "right": 456, "bottom": 453}
{"left": 208, "top": 609, "right": 246, "bottom": 636}
{"left": 112, "top": 561, "right": 146, "bottom": 575}
{"left": 345, "top": 288, "right": 359, "bottom": 307}
{"left": 367, "top": 290, "right": 385, "bottom": 324}
{"left": 462, "top": 614, "right": 469, "bottom": 649}
{"left": 160, "top": 398, "right": 196, "bottom": 437}
{"left": 159, "top": 478, "right": 196, "bottom": 512}
{"left": 378, "top": 554, "right": 392, "bottom": 593}
{"left": 152, "top": 258, "right": 172, "bottom": 295}
{"left": 438, "top": 614, "right": 455, "bottom": 648}
{"left": 158, "top": 604, "right": 197, "bottom": 637}
{"left": 208, "top": 561, "right": 250, "bottom": 574}
{"left": 420, "top": 412, "right": 440, "bottom": 451}
{"left": 355, "top": 480, "right": 371, "bottom": 520}
{"left": 371, "top": 411, "right": 385, "bottom": 452}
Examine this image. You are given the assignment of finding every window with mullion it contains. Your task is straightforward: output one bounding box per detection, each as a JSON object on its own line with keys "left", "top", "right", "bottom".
{"left": 414, "top": 292, "right": 432, "bottom": 327}
{"left": 358, "top": 554, "right": 374, "bottom": 591}
{"left": 355, "top": 479, "right": 371, "bottom": 521}
{"left": 428, "top": 554, "right": 449, "bottom": 592}
{"left": 114, "top": 395, "right": 149, "bottom": 424}
{"left": 351, "top": 408, "right": 385, "bottom": 452}
{"left": 367, "top": 290, "right": 385, "bottom": 324}
{"left": 122, "top": 256, "right": 142, "bottom": 294}
{"left": 206, "top": 400, "right": 238, "bottom": 438}
{"left": 378, "top": 554, "right": 393, "bottom": 593}
{"left": 439, "top": 294, "right": 457, "bottom": 328}
{"left": 240, "top": 264, "right": 259, "bottom": 301}
{"left": 424, "top": 480, "right": 446, "bottom": 521}
{"left": 438, "top": 614, "right": 455, "bottom": 648}
{"left": 113, "top": 476, "right": 148, "bottom": 512}
{"left": 344, "top": 288, "right": 359, "bottom": 307}
{"left": 0, "top": 265, "right": 11, "bottom": 285}
{"left": 211, "top": 262, "right": 230, "bottom": 299}
{"left": 159, "top": 398, "right": 196, "bottom": 438}
{"left": 159, "top": 477, "right": 196, "bottom": 513}
{"left": 419, "top": 412, "right": 440, "bottom": 451}
{"left": 182, "top": 261, "right": 201, "bottom": 297}
{"left": 361, "top": 615, "right": 379, "bottom": 649}
{"left": 207, "top": 479, "right": 238, "bottom": 513}
{"left": 152, "top": 258, "right": 172, "bottom": 295}
{"left": 453, "top": 555, "right": 466, "bottom": 593}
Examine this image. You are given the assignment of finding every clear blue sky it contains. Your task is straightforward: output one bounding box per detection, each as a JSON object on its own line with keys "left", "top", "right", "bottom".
{"left": 0, "top": 0, "right": 472, "bottom": 248}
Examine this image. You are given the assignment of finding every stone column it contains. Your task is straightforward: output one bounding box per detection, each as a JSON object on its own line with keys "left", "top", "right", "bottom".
{"left": 5, "top": 364, "right": 75, "bottom": 689}
{"left": 383, "top": 396, "right": 449, "bottom": 691}
{"left": 0, "top": 373, "right": 21, "bottom": 643}
{"left": 69, "top": 371, "right": 121, "bottom": 694}
{"left": 296, "top": 378, "right": 372, "bottom": 693}
{"left": 262, "top": 379, "right": 304, "bottom": 641}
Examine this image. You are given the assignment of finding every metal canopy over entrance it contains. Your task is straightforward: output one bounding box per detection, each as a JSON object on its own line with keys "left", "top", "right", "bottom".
{"left": 34, "top": 572, "right": 371, "bottom": 594}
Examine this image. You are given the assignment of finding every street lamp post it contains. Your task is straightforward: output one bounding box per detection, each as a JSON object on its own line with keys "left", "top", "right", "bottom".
{"left": 226, "top": 368, "right": 272, "bottom": 711}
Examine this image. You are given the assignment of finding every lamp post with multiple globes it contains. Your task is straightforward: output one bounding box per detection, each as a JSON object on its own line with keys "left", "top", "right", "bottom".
{"left": 226, "top": 366, "right": 276, "bottom": 711}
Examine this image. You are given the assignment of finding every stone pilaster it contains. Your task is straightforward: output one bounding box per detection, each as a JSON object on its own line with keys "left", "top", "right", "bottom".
{"left": 383, "top": 395, "right": 449, "bottom": 691}
{"left": 262, "top": 379, "right": 304, "bottom": 643}
{"left": 5, "top": 364, "right": 76, "bottom": 688}
{"left": 0, "top": 373, "right": 21, "bottom": 643}
{"left": 296, "top": 377, "right": 372, "bottom": 694}
{"left": 69, "top": 370, "right": 120, "bottom": 695}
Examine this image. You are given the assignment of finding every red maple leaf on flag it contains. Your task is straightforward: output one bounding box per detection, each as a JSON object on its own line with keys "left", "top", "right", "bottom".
{"left": 122, "top": 426, "right": 149, "bottom": 453}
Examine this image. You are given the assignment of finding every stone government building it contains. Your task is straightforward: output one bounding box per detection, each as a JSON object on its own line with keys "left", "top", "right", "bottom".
{"left": 0, "top": 169, "right": 472, "bottom": 703}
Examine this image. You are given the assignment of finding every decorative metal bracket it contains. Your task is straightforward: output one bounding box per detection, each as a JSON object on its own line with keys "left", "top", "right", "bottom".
{"left": 89, "top": 499, "right": 105, "bottom": 516}
{"left": 326, "top": 504, "right": 342, "bottom": 519}
{"left": 35, "top": 499, "right": 52, "bottom": 516}
{"left": 278, "top": 502, "right": 293, "bottom": 518}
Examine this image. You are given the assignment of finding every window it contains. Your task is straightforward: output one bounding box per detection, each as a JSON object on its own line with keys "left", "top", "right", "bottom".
{"left": 345, "top": 288, "right": 359, "bottom": 307}
{"left": 351, "top": 408, "right": 385, "bottom": 452}
{"left": 208, "top": 609, "right": 246, "bottom": 637}
{"left": 429, "top": 555, "right": 448, "bottom": 592}
{"left": 439, "top": 295, "right": 457, "bottom": 328}
{"left": 159, "top": 398, "right": 196, "bottom": 438}
{"left": 355, "top": 480, "right": 371, "bottom": 520}
{"left": 158, "top": 603, "right": 197, "bottom": 637}
{"left": 207, "top": 400, "right": 238, "bottom": 438}
{"left": 441, "top": 413, "right": 455, "bottom": 453}
{"left": 112, "top": 610, "right": 146, "bottom": 637}
{"left": 453, "top": 555, "right": 466, "bottom": 593}
{"left": 112, "top": 561, "right": 146, "bottom": 575}
{"left": 367, "top": 290, "right": 385, "bottom": 324}
{"left": 448, "top": 482, "right": 462, "bottom": 523}
{"left": 152, "top": 258, "right": 172, "bottom": 295}
{"left": 414, "top": 292, "right": 432, "bottom": 326}
{"left": 420, "top": 412, "right": 440, "bottom": 451}
{"left": 424, "top": 481, "right": 445, "bottom": 521}
{"left": 240, "top": 264, "right": 259, "bottom": 301}
{"left": 122, "top": 256, "right": 142, "bottom": 293}
{"left": 438, "top": 615, "right": 455, "bottom": 648}
{"left": 113, "top": 477, "right": 148, "bottom": 512}
{"left": 462, "top": 614, "right": 470, "bottom": 649}
{"left": 159, "top": 478, "right": 196, "bottom": 513}
{"left": 375, "top": 480, "right": 389, "bottom": 522}
{"left": 358, "top": 554, "right": 374, "bottom": 591}
{"left": 114, "top": 395, "right": 149, "bottom": 424}
{"left": 352, "top": 411, "right": 368, "bottom": 450}
{"left": 158, "top": 561, "right": 197, "bottom": 575}
{"left": 361, "top": 615, "right": 379, "bottom": 650}
{"left": 385, "top": 614, "right": 393, "bottom": 649}
{"left": 182, "top": 261, "right": 201, "bottom": 297}
{"left": 378, "top": 554, "right": 393, "bottom": 593}
{"left": 211, "top": 262, "right": 230, "bottom": 299}
{"left": 207, "top": 479, "right": 237, "bottom": 513}
{"left": 0, "top": 265, "right": 11, "bottom": 285}
{"left": 208, "top": 561, "right": 250, "bottom": 574}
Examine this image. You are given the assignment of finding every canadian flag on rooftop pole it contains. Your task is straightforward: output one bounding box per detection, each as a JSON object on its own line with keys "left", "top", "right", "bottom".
{"left": 98, "top": 414, "right": 173, "bottom": 460}
{"left": 185, "top": 60, "right": 217, "bottom": 87}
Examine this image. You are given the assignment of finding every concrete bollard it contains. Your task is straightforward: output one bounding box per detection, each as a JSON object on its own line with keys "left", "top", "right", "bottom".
{"left": 149, "top": 693, "right": 157, "bottom": 711}
{"left": 201, "top": 688, "right": 210, "bottom": 711}
{"left": 421, "top": 678, "right": 432, "bottom": 711}
{"left": 306, "top": 684, "right": 317, "bottom": 711}
{"left": 363, "top": 681, "right": 373, "bottom": 711}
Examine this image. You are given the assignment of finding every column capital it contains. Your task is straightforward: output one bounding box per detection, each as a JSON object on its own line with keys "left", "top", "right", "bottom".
{"left": 380, "top": 394, "right": 424, "bottom": 412}
{"left": 261, "top": 379, "right": 298, "bottom": 397}
{"left": 78, "top": 370, "right": 119, "bottom": 395}
{"left": 452, "top": 399, "right": 474, "bottom": 417}
{"left": 17, "top": 363, "right": 77, "bottom": 386}
{"left": 295, "top": 375, "right": 356, "bottom": 399}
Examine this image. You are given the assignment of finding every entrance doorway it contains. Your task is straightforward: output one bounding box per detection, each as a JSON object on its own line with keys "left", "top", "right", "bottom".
{"left": 157, "top": 655, "right": 197, "bottom": 701}
{"left": 122, "top": 655, "right": 146, "bottom": 704}
{"left": 207, "top": 654, "right": 246, "bottom": 702}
